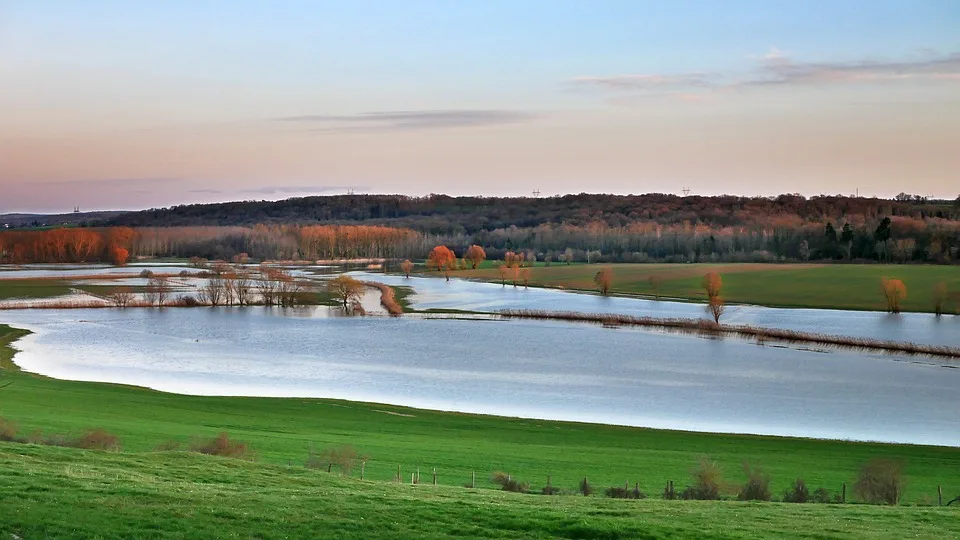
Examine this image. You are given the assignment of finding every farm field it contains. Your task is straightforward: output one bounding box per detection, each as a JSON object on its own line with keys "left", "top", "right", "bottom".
{"left": 2, "top": 442, "right": 958, "bottom": 540}
{"left": 453, "top": 263, "right": 960, "bottom": 313}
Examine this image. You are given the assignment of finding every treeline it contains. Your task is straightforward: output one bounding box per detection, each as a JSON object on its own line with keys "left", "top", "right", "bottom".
{"left": 0, "top": 225, "right": 432, "bottom": 264}
{"left": 0, "top": 227, "right": 135, "bottom": 265}
{"left": 105, "top": 193, "right": 960, "bottom": 231}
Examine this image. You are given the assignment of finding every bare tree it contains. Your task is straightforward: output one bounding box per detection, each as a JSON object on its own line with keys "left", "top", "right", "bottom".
{"left": 199, "top": 276, "right": 226, "bottom": 306}
{"left": 648, "top": 275, "right": 663, "bottom": 300}
{"left": 231, "top": 272, "right": 252, "bottom": 305}
{"left": 145, "top": 277, "right": 172, "bottom": 307}
{"left": 708, "top": 296, "right": 725, "bottom": 324}
{"left": 109, "top": 287, "right": 135, "bottom": 308}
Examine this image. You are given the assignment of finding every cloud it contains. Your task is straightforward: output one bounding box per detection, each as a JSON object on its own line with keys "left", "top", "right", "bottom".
{"left": 239, "top": 185, "right": 368, "bottom": 195}
{"left": 749, "top": 51, "right": 960, "bottom": 86}
{"left": 276, "top": 110, "right": 538, "bottom": 132}
{"left": 573, "top": 49, "right": 960, "bottom": 102}
{"left": 188, "top": 189, "right": 224, "bottom": 194}
{"left": 37, "top": 177, "right": 182, "bottom": 188}
{"left": 571, "top": 73, "right": 718, "bottom": 91}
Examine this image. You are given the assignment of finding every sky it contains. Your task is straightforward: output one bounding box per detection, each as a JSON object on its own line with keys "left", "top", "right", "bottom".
{"left": 1, "top": 0, "right": 959, "bottom": 213}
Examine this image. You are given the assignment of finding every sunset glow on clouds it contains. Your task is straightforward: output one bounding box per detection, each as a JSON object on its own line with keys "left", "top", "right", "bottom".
{"left": 2, "top": 0, "right": 958, "bottom": 212}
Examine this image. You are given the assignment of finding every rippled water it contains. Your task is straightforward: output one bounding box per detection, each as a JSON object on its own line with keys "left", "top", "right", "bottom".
{"left": 3, "top": 307, "right": 958, "bottom": 446}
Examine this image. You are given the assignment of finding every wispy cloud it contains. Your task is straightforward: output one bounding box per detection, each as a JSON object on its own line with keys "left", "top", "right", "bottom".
{"left": 239, "top": 185, "right": 367, "bottom": 195}
{"left": 572, "top": 73, "right": 718, "bottom": 91}
{"left": 749, "top": 50, "right": 960, "bottom": 86}
{"left": 573, "top": 49, "right": 960, "bottom": 102}
{"left": 276, "top": 109, "right": 538, "bottom": 133}
{"left": 38, "top": 177, "right": 182, "bottom": 188}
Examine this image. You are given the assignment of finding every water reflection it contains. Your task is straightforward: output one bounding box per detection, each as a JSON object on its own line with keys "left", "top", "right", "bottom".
{"left": 2, "top": 307, "right": 958, "bottom": 446}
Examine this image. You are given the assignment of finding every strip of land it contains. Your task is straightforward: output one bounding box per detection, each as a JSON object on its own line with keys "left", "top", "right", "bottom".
{"left": 454, "top": 263, "right": 960, "bottom": 314}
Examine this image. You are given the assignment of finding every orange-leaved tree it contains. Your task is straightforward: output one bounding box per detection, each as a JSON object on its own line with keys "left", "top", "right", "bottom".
{"left": 594, "top": 267, "right": 613, "bottom": 295}
{"left": 427, "top": 246, "right": 456, "bottom": 273}
{"left": 400, "top": 259, "right": 414, "bottom": 278}
{"left": 464, "top": 245, "right": 487, "bottom": 269}
{"left": 702, "top": 272, "right": 722, "bottom": 300}
{"left": 881, "top": 278, "right": 907, "bottom": 313}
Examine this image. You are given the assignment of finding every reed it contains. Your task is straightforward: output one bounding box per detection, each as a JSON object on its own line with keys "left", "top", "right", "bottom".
{"left": 498, "top": 309, "right": 960, "bottom": 359}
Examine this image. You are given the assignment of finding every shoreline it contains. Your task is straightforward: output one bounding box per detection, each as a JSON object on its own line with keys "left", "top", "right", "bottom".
{"left": 1, "top": 323, "right": 956, "bottom": 450}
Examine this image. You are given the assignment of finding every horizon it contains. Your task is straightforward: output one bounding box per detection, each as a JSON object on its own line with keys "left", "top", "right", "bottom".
{"left": 3, "top": 189, "right": 956, "bottom": 217}
{"left": 3, "top": 1, "right": 959, "bottom": 213}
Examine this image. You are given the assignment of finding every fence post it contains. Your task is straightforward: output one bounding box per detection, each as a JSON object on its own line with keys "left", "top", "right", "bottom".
{"left": 842, "top": 482, "right": 846, "bottom": 504}
{"left": 360, "top": 461, "right": 365, "bottom": 481}
{"left": 397, "top": 464, "right": 401, "bottom": 483}
{"left": 547, "top": 474, "right": 552, "bottom": 488}
{"left": 472, "top": 471, "right": 476, "bottom": 489}
{"left": 939, "top": 485, "right": 943, "bottom": 506}
{"left": 411, "top": 472, "right": 415, "bottom": 485}
{"left": 433, "top": 468, "right": 437, "bottom": 486}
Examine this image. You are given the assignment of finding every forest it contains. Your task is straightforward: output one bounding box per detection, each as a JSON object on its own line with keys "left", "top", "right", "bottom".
{"left": 2, "top": 194, "right": 959, "bottom": 264}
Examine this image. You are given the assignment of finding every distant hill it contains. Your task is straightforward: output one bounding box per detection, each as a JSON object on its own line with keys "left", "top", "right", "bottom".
{"left": 1, "top": 211, "right": 126, "bottom": 229}
{"left": 103, "top": 193, "right": 960, "bottom": 234}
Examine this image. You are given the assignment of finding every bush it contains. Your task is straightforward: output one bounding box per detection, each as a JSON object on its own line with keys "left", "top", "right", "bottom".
{"left": 0, "top": 417, "right": 17, "bottom": 442}
{"left": 70, "top": 428, "right": 121, "bottom": 451}
{"left": 605, "top": 485, "right": 646, "bottom": 499}
{"left": 663, "top": 483, "right": 678, "bottom": 500}
{"left": 189, "top": 432, "right": 252, "bottom": 460}
{"left": 153, "top": 440, "right": 182, "bottom": 451}
{"left": 139, "top": 269, "right": 154, "bottom": 278}
{"left": 491, "top": 471, "right": 529, "bottom": 493}
{"left": 855, "top": 458, "right": 905, "bottom": 505}
{"left": 681, "top": 456, "right": 722, "bottom": 500}
{"left": 305, "top": 445, "right": 364, "bottom": 475}
{"left": 738, "top": 463, "right": 772, "bottom": 501}
{"left": 175, "top": 295, "right": 201, "bottom": 307}
{"left": 579, "top": 477, "right": 594, "bottom": 496}
{"left": 541, "top": 485, "right": 562, "bottom": 496}
{"left": 783, "top": 478, "right": 810, "bottom": 503}
{"left": 812, "top": 487, "right": 832, "bottom": 504}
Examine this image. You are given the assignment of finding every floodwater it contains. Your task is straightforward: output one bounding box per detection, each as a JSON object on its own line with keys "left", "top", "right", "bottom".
{"left": 353, "top": 272, "right": 960, "bottom": 347}
{"left": 3, "top": 306, "right": 959, "bottom": 446}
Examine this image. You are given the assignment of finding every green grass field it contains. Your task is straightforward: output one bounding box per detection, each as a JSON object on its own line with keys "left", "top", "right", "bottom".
{"left": 2, "top": 443, "right": 958, "bottom": 540}
{"left": 453, "top": 263, "right": 960, "bottom": 313}
{"left": 0, "top": 279, "right": 72, "bottom": 300}
{"left": 2, "top": 324, "right": 960, "bottom": 538}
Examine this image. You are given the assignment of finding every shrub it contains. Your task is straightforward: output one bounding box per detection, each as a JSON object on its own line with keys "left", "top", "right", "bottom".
{"left": 681, "top": 456, "right": 722, "bottom": 500}
{"left": 491, "top": 471, "right": 529, "bottom": 493}
{"left": 175, "top": 295, "right": 201, "bottom": 307}
{"left": 153, "top": 440, "right": 182, "bottom": 451}
{"left": 662, "top": 482, "right": 678, "bottom": 500}
{"left": 812, "top": 487, "right": 832, "bottom": 504}
{"left": 605, "top": 485, "right": 646, "bottom": 499}
{"left": 139, "top": 269, "right": 154, "bottom": 278}
{"left": 579, "top": 477, "right": 594, "bottom": 496}
{"left": 0, "top": 417, "right": 17, "bottom": 441}
{"left": 189, "top": 432, "right": 252, "bottom": 460}
{"left": 783, "top": 478, "right": 810, "bottom": 503}
{"left": 738, "top": 463, "right": 772, "bottom": 501}
{"left": 305, "top": 445, "right": 364, "bottom": 475}
{"left": 541, "top": 485, "right": 562, "bottom": 496}
{"left": 855, "top": 458, "right": 905, "bottom": 505}
{"left": 70, "top": 428, "right": 121, "bottom": 451}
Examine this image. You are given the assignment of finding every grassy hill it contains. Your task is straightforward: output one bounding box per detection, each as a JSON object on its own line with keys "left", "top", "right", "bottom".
{"left": 2, "top": 443, "right": 958, "bottom": 539}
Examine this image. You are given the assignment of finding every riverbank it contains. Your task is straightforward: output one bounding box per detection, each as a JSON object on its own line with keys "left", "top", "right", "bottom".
{"left": 1, "top": 324, "right": 957, "bottom": 504}
{"left": 451, "top": 263, "right": 960, "bottom": 314}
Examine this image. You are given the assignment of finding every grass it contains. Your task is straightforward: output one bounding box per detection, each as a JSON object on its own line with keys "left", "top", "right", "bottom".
{"left": 0, "top": 279, "right": 72, "bottom": 300}
{"left": 2, "top": 444, "right": 959, "bottom": 540}
{"left": 453, "top": 263, "right": 960, "bottom": 313}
